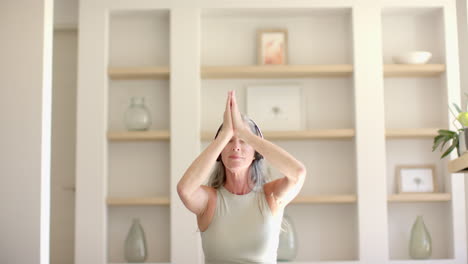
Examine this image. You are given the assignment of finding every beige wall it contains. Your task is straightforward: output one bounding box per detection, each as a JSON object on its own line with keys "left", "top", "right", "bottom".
{"left": 0, "top": 0, "right": 53, "bottom": 263}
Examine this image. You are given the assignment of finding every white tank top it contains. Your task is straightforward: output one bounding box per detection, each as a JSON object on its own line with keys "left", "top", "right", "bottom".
{"left": 200, "top": 185, "right": 284, "bottom": 264}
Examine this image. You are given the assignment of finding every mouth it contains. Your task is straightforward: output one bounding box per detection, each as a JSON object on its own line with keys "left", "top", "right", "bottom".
{"left": 228, "top": 155, "right": 243, "bottom": 159}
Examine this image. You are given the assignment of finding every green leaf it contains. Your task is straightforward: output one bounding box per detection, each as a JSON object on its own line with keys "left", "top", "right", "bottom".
{"left": 440, "top": 138, "right": 451, "bottom": 151}
{"left": 453, "top": 103, "right": 462, "bottom": 114}
{"left": 441, "top": 140, "right": 457, "bottom": 158}
{"left": 438, "top": 129, "right": 456, "bottom": 136}
{"left": 432, "top": 135, "right": 446, "bottom": 151}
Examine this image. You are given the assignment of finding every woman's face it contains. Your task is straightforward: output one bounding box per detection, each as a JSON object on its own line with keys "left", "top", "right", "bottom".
{"left": 220, "top": 135, "right": 256, "bottom": 172}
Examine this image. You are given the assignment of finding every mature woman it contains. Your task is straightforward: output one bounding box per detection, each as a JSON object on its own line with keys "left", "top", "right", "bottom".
{"left": 177, "top": 90, "right": 306, "bottom": 264}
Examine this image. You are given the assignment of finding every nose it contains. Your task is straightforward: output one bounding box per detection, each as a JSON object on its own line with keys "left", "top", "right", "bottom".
{"left": 231, "top": 140, "right": 241, "bottom": 151}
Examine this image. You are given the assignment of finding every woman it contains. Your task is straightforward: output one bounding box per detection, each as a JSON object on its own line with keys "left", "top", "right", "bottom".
{"left": 177, "top": 90, "right": 306, "bottom": 264}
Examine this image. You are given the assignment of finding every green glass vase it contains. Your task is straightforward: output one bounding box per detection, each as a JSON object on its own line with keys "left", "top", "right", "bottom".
{"left": 124, "top": 218, "right": 148, "bottom": 262}
{"left": 409, "top": 215, "right": 432, "bottom": 259}
{"left": 277, "top": 213, "right": 298, "bottom": 261}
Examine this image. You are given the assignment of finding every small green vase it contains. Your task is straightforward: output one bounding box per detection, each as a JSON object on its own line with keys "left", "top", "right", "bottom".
{"left": 409, "top": 215, "right": 432, "bottom": 259}
{"left": 124, "top": 218, "right": 148, "bottom": 262}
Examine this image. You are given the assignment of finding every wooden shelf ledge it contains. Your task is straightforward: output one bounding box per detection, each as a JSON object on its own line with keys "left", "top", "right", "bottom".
{"left": 108, "top": 66, "right": 170, "bottom": 80}
{"left": 384, "top": 64, "right": 445, "bottom": 77}
{"left": 107, "top": 197, "right": 170, "bottom": 206}
{"left": 106, "top": 193, "right": 451, "bottom": 206}
{"left": 106, "top": 128, "right": 443, "bottom": 141}
{"left": 107, "top": 64, "right": 445, "bottom": 80}
{"left": 107, "top": 130, "right": 170, "bottom": 141}
{"left": 448, "top": 152, "right": 468, "bottom": 173}
{"left": 202, "top": 129, "right": 355, "bottom": 140}
{"left": 388, "top": 193, "right": 451, "bottom": 203}
{"left": 291, "top": 195, "right": 357, "bottom": 204}
{"left": 385, "top": 128, "right": 440, "bottom": 138}
{"left": 201, "top": 64, "right": 353, "bottom": 78}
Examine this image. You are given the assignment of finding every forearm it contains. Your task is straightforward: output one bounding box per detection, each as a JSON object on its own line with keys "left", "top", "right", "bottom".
{"left": 177, "top": 133, "right": 230, "bottom": 195}
{"left": 240, "top": 130, "right": 306, "bottom": 181}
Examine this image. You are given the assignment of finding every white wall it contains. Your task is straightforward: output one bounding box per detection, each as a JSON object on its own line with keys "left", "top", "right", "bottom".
{"left": 457, "top": 0, "right": 468, "bottom": 257}
{"left": 0, "top": 0, "right": 53, "bottom": 263}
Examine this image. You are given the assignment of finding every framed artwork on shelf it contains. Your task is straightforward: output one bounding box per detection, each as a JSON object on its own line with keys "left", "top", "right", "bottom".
{"left": 246, "top": 84, "right": 304, "bottom": 131}
{"left": 396, "top": 165, "right": 437, "bottom": 193}
{"left": 257, "top": 29, "right": 288, "bottom": 65}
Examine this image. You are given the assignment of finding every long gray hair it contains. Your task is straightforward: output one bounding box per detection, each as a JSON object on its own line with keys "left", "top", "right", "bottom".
{"left": 208, "top": 115, "right": 270, "bottom": 192}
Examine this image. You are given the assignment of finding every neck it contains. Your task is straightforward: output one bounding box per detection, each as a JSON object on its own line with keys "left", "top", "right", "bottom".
{"left": 224, "top": 167, "right": 252, "bottom": 195}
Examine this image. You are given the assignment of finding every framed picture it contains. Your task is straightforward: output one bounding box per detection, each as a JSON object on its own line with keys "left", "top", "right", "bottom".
{"left": 396, "top": 165, "right": 437, "bottom": 193}
{"left": 246, "top": 84, "right": 304, "bottom": 131}
{"left": 257, "top": 29, "right": 288, "bottom": 65}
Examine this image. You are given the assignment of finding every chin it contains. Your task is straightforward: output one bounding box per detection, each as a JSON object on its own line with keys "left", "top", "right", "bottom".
{"left": 224, "top": 162, "right": 250, "bottom": 172}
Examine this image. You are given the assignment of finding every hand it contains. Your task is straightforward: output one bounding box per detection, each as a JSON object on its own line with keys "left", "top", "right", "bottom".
{"left": 230, "top": 90, "right": 249, "bottom": 136}
{"left": 219, "top": 91, "right": 234, "bottom": 139}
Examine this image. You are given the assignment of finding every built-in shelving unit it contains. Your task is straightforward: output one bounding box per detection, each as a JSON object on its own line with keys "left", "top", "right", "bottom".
{"left": 76, "top": 1, "right": 466, "bottom": 264}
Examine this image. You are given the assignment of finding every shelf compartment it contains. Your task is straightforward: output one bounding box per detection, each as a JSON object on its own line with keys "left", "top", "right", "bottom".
{"left": 291, "top": 195, "right": 357, "bottom": 204}
{"left": 107, "top": 196, "right": 170, "bottom": 206}
{"left": 385, "top": 128, "right": 440, "bottom": 138}
{"left": 202, "top": 129, "right": 355, "bottom": 140}
{"left": 107, "top": 130, "right": 170, "bottom": 141}
{"left": 388, "top": 193, "right": 451, "bottom": 203}
{"left": 108, "top": 66, "right": 170, "bottom": 80}
{"left": 384, "top": 64, "right": 445, "bottom": 77}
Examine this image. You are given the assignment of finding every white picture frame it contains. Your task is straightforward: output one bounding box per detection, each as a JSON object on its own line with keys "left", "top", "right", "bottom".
{"left": 396, "top": 165, "right": 437, "bottom": 193}
{"left": 246, "top": 84, "right": 304, "bottom": 131}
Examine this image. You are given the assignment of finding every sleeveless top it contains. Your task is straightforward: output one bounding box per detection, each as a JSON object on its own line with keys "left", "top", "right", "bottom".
{"left": 200, "top": 185, "right": 284, "bottom": 264}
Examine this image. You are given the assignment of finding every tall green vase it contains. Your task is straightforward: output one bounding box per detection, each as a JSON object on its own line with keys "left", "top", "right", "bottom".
{"left": 124, "top": 218, "right": 148, "bottom": 262}
{"left": 409, "top": 215, "right": 432, "bottom": 259}
{"left": 277, "top": 213, "right": 298, "bottom": 261}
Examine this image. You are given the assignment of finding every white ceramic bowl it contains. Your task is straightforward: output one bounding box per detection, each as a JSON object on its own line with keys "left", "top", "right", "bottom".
{"left": 392, "top": 51, "right": 432, "bottom": 64}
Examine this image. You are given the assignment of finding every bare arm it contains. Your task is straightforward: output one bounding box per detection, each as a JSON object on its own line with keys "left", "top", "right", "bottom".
{"left": 241, "top": 130, "right": 306, "bottom": 205}
{"left": 177, "top": 92, "right": 234, "bottom": 215}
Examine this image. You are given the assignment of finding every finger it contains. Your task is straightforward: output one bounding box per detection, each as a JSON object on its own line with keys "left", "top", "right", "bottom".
{"left": 226, "top": 92, "right": 233, "bottom": 116}
{"left": 225, "top": 91, "right": 231, "bottom": 111}
{"left": 232, "top": 91, "right": 239, "bottom": 111}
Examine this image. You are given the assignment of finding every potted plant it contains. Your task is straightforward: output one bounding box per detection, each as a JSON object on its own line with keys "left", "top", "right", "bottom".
{"left": 433, "top": 93, "right": 468, "bottom": 159}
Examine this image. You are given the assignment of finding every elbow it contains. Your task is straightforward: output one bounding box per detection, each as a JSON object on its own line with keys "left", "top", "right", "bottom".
{"left": 296, "top": 165, "right": 306, "bottom": 180}
{"left": 177, "top": 182, "right": 188, "bottom": 199}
